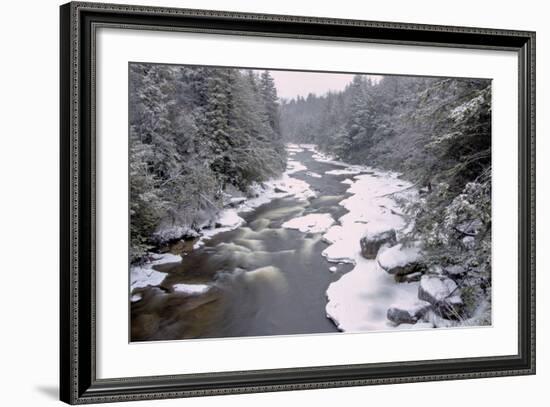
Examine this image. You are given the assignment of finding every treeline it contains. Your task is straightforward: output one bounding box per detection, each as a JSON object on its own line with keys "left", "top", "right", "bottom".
{"left": 281, "top": 74, "right": 492, "bottom": 314}
{"left": 129, "top": 64, "right": 285, "bottom": 261}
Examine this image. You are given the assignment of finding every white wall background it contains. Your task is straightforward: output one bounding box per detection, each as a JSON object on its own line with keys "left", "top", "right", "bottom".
{"left": 0, "top": 0, "right": 546, "bottom": 405}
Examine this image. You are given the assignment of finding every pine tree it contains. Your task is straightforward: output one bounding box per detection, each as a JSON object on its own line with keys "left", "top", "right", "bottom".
{"left": 259, "top": 70, "right": 281, "bottom": 139}
{"left": 129, "top": 64, "right": 288, "bottom": 261}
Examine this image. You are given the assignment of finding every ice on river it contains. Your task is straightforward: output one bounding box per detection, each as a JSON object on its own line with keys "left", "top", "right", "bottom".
{"left": 194, "top": 156, "right": 315, "bottom": 248}
{"left": 322, "top": 163, "right": 422, "bottom": 332}
{"left": 285, "top": 144, "right": 304, "bottom": 153}
{"left": 306, "top": 171, "right": 322, "bottom": 178}
{"left": 286, "top": 160, "right": 307, "bottom": 174}
{"left": 130, "top": 253, "right": 181, "bottom": 291}
{"left": 173, "top": 283, "right": 211, "bottom": 295}
{"left": 325, "top": 166, "right": 364, "bottom": 176}
{"left": 325, "top": 258, "right": 421, "bottom": 331}
{"left": 194, "top": 209, "right": 245, "bottom": 249}
{"left": 321, "top": 173, "right": 409, "bottom": 264}
{"left": 282, "top": 213, "right": 335, "bottom": 234}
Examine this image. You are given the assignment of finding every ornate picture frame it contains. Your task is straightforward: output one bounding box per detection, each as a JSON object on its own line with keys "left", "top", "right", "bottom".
{"left": 60, "top": 2, "right": 535, "bottom": 404}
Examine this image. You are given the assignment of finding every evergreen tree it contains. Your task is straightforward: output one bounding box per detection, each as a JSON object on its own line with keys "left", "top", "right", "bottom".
{"left": 259, "top": 70, "right": 281, "bottom": 139}
{"left": 128, "top": 64, "right": 287, "bottom": 261}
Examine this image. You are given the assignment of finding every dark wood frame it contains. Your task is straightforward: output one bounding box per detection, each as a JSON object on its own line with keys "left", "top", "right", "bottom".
{"left": 60, "top": 1, "right": 536, "bottom": 404}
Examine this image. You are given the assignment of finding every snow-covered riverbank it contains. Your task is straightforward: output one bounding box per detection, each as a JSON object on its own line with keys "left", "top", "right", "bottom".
{"left": 290, "top": 146, "right": 429, "bottom": 332}
{"left": 130, "top": 144, "right": 318, "bottom": 293}
{"left": 130, "top": 143, "right": 431, "bottom": 333}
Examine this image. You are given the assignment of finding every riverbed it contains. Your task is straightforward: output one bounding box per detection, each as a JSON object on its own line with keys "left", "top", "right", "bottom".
{"left": 130, "top": 144, "right": 419, "bottom": 341}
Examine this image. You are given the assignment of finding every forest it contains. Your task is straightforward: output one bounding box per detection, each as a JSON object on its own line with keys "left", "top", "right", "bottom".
{"left": 281, "top": 75, "right": 492, "bottom": 320}
{"left": 129, "top": 64, "right": 286, "bottom": 260}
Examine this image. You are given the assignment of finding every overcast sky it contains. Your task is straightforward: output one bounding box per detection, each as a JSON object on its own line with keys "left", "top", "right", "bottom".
{"left": 266, "top": 70, "right": 355, "bottom": 100}
{"left": 258, "top": 70, "right": 383, "bottom": 100}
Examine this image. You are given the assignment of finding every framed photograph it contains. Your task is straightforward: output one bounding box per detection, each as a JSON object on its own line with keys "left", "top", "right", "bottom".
{"left": 60, "top": 1, "right": 535, "bottom": 404}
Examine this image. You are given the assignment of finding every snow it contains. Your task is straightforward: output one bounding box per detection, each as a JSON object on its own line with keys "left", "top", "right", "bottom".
{"left": 194, "top": 209, "right": 245, "bottom": 249}
{"left": 325, "top": 256, "right": 422, "bottom": 331}
{"left": 130, "top": 253, "right": 181, "bottom": 291}
{"left": 191, "top": 146, "right": 316, "bottom": 249}
{"left": 240, "top": 176, "right": 315, "bottom": 211}
{"left": 389, "top": 301, "right": 431, "bottom": 316}
{"left": 329, "top": 266, "right": 338, "bottom": 273}
{"left": 152, "top": 225, "right": 199, "bottom": 243}
{"left": 217, "top": 209, "right": 244, "bottom": 228}
{"left": 286, "top": 160, "right": 307, "bottom": 174}
{"left": 450, "top": 93, "right": 485, "bottom": 121}
{"left": 377, "top": 243, "right": 422, "bottom": 271}
{"left": 325, "top": 166, "right": 364, "bottom": 176}
{"left": 282, "top": 213, "right": 335, "bottom": 234}
{"left": 311, "top": 150, "right": 345, "bottom": 165}
{"left": 321, "top": 159, "right": 425, "bottom": 331}
{"left": 305, "top": 171, "right": 322, "bottom": 178}
{"left": 341, "top": 179, "right": 354, "bottom": 185}
{"left": 419, "top": 275, "right": 461, "bottom": 303}
{"left": 285, "top": 144, "right": 304, "bottom": 153}
{"left": 266, "top": 174, "right": 316, "bottom": 201}
{"left": 173, "top": 283, "right": 211, "bottom": 295}
{"left": 321, "top": 173, "right": 411, "bottom": 265}
{"left": 227, "top": 197, "right": 247, "bottom": 206}
{"left": 130, "top": 293, "right": 142, "bottom": 302}
{"left": 299, "top": 144, "right": 317, "bottom": 150}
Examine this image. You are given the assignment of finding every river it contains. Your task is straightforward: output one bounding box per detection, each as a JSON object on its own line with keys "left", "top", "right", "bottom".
{"left": 130, "top": 145, "right": 416, "bottom": 341}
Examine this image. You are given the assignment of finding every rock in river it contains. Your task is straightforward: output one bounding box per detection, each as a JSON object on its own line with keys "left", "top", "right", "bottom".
{"left": 387, "top": 302, "right": 431, "bottom": 325}
{"left": 360, "top": 229, "right": 397, "bottom": 259}
{"left": 377, "top": 243, "right": 423, "bottom": 276}
{"left": 418, "top": 275, "right": 463, "bottom": 319}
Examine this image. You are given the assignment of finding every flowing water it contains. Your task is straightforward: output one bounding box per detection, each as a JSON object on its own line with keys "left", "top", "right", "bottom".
{"left": 131, "top": 147, "right": 369, "bottom": 341}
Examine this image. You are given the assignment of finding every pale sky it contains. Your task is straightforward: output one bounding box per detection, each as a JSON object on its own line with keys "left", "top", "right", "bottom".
{"left": 268, "top": 70, "right": 354, "bottom": 100}
{"left": 259, "top": 70, "right": 382, "bottom": 100}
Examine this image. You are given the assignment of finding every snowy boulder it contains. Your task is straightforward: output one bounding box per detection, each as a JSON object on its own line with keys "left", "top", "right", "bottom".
{"left": 359, "top": 229, "right": 397, "bottom": 259}
{"left": 377, "top": 243, "right": 424, "bottom": 276}
{"left": 130, "top": 253, "right": 181, "bottom": 290}
{"left": 226, "top": 197, "right": 247, "bottom": 208}
{"left": 418, "top": 275, "right": 463, "bottom": 319}
{"left": 387, "top": 302, "right": 431, "bottom": 325}
{"left": 214, "top": 210, "right": 244, "bottom": 229}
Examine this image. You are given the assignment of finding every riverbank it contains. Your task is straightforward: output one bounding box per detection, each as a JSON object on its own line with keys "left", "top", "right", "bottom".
{"left": 130, "top": 143, "right": 482, "bottom": 340}
{"left": 130, "top": 144, "right": 318, "bottom": 294}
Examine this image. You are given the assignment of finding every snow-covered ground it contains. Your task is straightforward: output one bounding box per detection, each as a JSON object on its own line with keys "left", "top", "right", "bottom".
{"left": 173, "top": 283, "right": 211, "bottom": 295}
{"left": 282, "top": 213, "right": 335, "bottom": 234}
{"left": 325, "top": 257, "right": 424, "bottom": 331}
{"left": 279, "top": 145, "right": 424, "bottom": 332}
{"left": 321, "top": 172, "right": 410, "bottom": 265}
{"left": 325, "top": 167, "right": 364, "bottom": 176}
{"left": 130, "top": 253, "right": 182, "bottom": 292}
{"left": 377, "top": 243, "right": 422, "bottom": 272}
